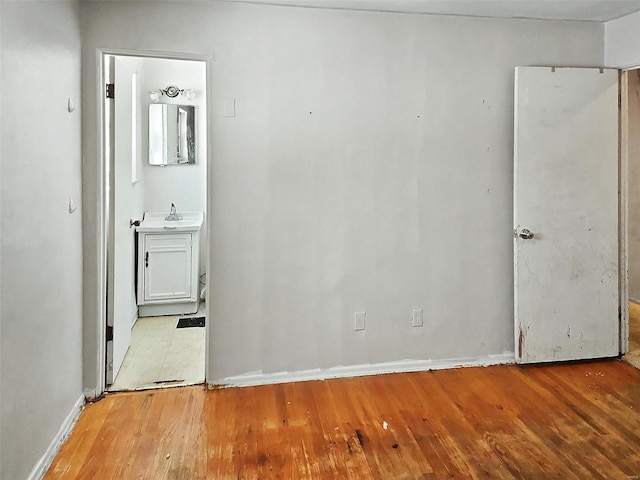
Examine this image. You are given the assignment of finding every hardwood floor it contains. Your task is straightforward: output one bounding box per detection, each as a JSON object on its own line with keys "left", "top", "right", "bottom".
{"left": 45, "top": 361, "right": 640, "bottom": 479}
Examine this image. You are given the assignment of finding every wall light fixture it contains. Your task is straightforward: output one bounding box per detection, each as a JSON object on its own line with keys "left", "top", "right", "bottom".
{"left": 149, "top": 85, "right": 195, "bottom": 102}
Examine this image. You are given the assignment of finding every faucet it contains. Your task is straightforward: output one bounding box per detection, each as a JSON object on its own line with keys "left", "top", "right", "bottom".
{"left": 165, "top": 203, "right": 183, "bottom": 221}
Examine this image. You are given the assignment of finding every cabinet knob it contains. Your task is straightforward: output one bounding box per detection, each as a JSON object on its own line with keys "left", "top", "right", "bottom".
{"left": 145, "top": 251, "right": 149, "bottom": 268}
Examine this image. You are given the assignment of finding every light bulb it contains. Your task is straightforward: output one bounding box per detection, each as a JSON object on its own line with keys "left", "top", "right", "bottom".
{"left": 149, "top": 90, "right": 161, "bottom": 103}
{"left": 183, "top": 89, "right": 195, "bottom": 101}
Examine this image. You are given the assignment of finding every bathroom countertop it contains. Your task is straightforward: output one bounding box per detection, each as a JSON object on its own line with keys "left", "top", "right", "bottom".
{"left": 137, "top": 211, "right": 204, "bottom": 233}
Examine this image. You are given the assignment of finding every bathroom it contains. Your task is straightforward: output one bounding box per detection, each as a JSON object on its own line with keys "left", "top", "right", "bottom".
{"left": 107, "top": 54, "right": 208, "bottom": 390}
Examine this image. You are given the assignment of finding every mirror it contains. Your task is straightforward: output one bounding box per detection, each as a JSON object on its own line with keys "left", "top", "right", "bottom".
{"left": 149, "top": 104, "right": 196, "bottom": 165}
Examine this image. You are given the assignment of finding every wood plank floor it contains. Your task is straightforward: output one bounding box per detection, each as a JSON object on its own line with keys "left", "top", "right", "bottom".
{"left": 45, "top": 360, "right": 640, "bottom": 479}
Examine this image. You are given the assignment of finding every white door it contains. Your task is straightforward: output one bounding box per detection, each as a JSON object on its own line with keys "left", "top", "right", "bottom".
{"left": 107, "top": 57, "right": 143, "bottom": 383}
{"left": 514, "top": 67, "right": 619, "bottom": 364}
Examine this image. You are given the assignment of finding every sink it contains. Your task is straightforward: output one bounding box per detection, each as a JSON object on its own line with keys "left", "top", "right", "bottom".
{"left": 136, "top": 211, "right": 204, "bottom": 233}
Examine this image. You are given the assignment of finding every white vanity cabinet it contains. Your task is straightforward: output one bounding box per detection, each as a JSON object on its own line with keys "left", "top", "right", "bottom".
{"left": 136, "top": 211, "right": 203, "bottom": 317}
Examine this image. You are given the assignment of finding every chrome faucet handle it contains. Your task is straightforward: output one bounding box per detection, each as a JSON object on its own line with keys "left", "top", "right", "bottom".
{"left": 165, "top": 203, "right": 183, "bottom": 221}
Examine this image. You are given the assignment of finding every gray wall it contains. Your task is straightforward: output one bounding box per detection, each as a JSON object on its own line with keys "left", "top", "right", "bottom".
{"left": 80, "top": 1, "right": 605, "bottom": 388}
{"left": 0, "top": 1, "right": 84, "bottom": 479}
{"left": 605, "top": 9, "right": 640, "bottom": 68}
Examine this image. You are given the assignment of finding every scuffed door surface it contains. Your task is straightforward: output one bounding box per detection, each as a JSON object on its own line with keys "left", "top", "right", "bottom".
{"left": 514, "top": 67, "right": 619, "bottom": 364}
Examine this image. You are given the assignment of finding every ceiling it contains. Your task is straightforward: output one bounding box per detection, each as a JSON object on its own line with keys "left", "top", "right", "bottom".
{"left": 219, "top": 0, "right": 640, "bottom": 22}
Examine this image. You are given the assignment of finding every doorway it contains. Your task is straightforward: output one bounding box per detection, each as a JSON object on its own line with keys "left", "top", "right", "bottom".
{"left": 101, "top": 51, "right": 209, "bottom": 391}
{"left": 623, "top": 67, "right": 640, "bottom": 368}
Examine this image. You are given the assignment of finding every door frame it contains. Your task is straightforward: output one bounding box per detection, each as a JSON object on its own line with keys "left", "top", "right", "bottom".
{"left": 621, "top": 68, "right": 630, "bottom": 355}
{"left": 92, "top": 48, "right": 213, "bottom": 397}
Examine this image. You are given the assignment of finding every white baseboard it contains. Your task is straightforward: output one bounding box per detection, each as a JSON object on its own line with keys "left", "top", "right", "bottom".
{"left": 214, "top": 352, "right": 516, "bottom": 388}
{"left": 27, "top": 393, "right": 85, "bottom": 480}
{"left": 629, "top": 297, "right": 640, "bottom": 305}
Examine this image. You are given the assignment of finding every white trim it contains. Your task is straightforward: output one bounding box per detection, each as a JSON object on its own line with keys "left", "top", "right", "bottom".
{"left": 621, "top": 69, "right": 630, "bottom": 354}
{"left": 83, "top": 387, "right": 99, "bottom": 400}
{"left": 98, "top": 48, "right": 214, "bottom": 63}
{"left": 213, "top": 353, "right": 516, "bottom": 388}
{"left": 26, "top": 394, "right": 85, "bottom": 480}
{"left": 90, "top": 47, "right": 107, "bottom": 400}
{"left": 204, "top": 47, "right": 214, "bottom": 391}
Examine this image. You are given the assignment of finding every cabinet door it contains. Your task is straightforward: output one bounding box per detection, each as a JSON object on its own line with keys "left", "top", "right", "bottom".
{"left": 143, "top": 234, "right": 193, "bottom": 302}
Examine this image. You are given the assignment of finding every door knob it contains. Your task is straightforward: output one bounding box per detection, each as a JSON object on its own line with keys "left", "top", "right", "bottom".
{"left": 517, "top": 228, "right": 535, "bottom": 240}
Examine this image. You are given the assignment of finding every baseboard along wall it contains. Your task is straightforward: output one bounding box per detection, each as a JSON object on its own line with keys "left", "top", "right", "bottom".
{"left": 213, "top": 352, "right": 516, "bottom": 388}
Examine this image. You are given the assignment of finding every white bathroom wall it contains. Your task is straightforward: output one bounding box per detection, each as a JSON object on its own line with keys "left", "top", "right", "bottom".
{"left": 1, "top": 1, "right": 84, "bottom": 479}
{"left": 80, "top": 1, "right": 605, "bottom": 388}
{"left": 139, "top": 58, "right": 206, "bottom": 214}
{"left": 138, "top": 57, "right": 207, "bottom": 273}
{"left": 605, "top": 9, "right": 640, "bottom": 67}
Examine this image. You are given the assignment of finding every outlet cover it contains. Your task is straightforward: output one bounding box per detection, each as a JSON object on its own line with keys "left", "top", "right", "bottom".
{"left": 354, "top": 311, "right": 366, "bottom": 331}
{"left": 412, "top": 309, "right": 424, "bottom": 327}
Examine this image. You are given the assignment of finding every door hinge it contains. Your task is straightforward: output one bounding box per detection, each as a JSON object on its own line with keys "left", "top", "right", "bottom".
{"left": 106, "top": 325, "right": 114, "bottom": 342}
{"left": 106, "top": 83, "right": 115, "bottom": 99}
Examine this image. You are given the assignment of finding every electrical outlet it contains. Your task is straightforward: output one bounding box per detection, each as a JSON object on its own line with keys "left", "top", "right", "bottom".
{"left": 412, "top": 309, "right": 424, "bottom": 327}
{"left": 354, "top": 311, "right": 366, "bottom": 331}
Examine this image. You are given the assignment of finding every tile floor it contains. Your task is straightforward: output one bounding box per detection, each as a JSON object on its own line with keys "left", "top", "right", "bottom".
{"left": 109, "top": 310, "right": 206, "bottom": 391}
